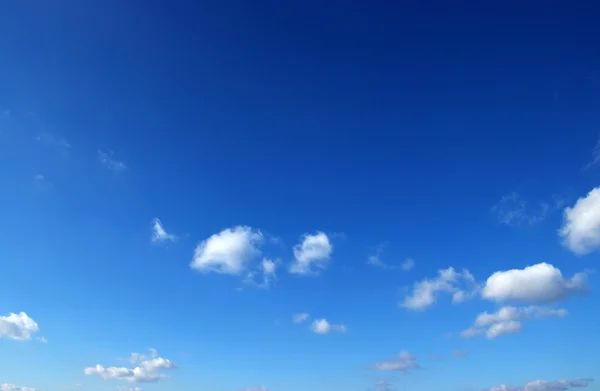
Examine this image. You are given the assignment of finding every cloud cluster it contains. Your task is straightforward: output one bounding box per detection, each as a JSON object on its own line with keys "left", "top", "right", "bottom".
{"left": 0, "top": 312, "right": 40, "bottom": 341}
{"left": 488, "top": 378, "right": 592, "bottom": 391}
{"left": 400, "top": 267, "right": 479, "bottom": 310}
{"left": 372, "top": 351, "right": 419, "bottom": 373}
{"left": 461, "top": 306, "right": 568, "bottom": 339}
{"left": 559, "top": 186, "right": 600, "bottom": 254}
{"left": 290, "top": 232, "right": 332, "bottom": 275}
{"left": 482, "top": 263, "right": 587, "bottom": 304}
{"left": 84, "top": 349, "right": 175, "bottom": 383}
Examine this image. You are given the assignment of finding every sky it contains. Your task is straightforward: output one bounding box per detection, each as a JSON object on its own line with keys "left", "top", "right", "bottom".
{"left": 1, "top": 1, "right": 600, "bottom": 391}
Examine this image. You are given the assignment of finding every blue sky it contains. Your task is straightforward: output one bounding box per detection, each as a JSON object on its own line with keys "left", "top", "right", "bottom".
{"left": 1, "top": 1, "right": 599, "bottom": 391}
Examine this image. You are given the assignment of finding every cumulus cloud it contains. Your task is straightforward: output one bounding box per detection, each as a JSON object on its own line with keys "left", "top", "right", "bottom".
{"left": 0, "top": 312, "right": 40, "bottom": 341}
{"left": 487, "top": 378, "right": 592, "bottom": 391}
{"left": 1, "top": 385, "right": 36, "bottom": 391}
{"left": 372, "top": 351, "right": 419, "bottom": 373}
{"left": 98, "top": 150, "right": 127, "bottom": 172}
{"left": 151, "top": 218, "right": 176, "bottom": 243}
{"left": 310, "top": 318, "right": 347, "bottom": 334}
{"left": 85, "top": 349, "right": 175, "bottom": 383}
{"left": 290, "top": 232, "right": 332, "bottom": 275}
{"left": 482, "top": 263, "right": 587, "bottom": 304}
{"left": 461, "top": 306, "right": 568, "bottom": 339}
{"left": 559, "top": 186, "right": 600, "bottom": 254}
{"left": 292, "top": 313, "right": 310, "bottom": 323}
{"left": 400, "top": 267, "right": 479, "bottom": 310}
{"left": 191, "top": 226, "right": 263, "bottom": 275}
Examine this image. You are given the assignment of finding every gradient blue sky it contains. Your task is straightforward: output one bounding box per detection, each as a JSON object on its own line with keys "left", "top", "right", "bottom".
{"left": 1, "top": 2, "right": 600, "bottom": 391}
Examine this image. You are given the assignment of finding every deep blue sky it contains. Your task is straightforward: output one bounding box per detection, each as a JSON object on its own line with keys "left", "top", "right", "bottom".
{"left": 1, "top": 2, "right": 599, "bottom": 391}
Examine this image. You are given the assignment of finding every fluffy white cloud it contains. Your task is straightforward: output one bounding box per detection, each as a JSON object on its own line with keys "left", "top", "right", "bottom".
{"left": 292, "top": 313, "right": 310, "bottom": 323}
{"left": 151, "top": 218, "right": 176, "bottom": 243}
{"left": 461, "top": 306, "right": 568, "bottom": 339}
{"left": 85, "top": 349, "right": 175, "bottom": 383}
{"left": 0, "top": 312, "right": 40, "bottom": 341}
{"left": 400, "top": 267, "right": 479, "bottom": 310}
{"left": 559, "top": 186, "right": 600, "bottom": 254}
{"left": 1, "top": 385, "right": 36, "bottom": 391}
{"left": 310, "top": 318, "right": 346, "bottom": 334}
{"left": 488, "top": 378, "right": 592, "bottom": 391}
{"left": 482, "top": 263, "right": 587, "bottom": 303}
{"left": 372, "top": 351, "right": 419, "bottom": 373}
{"left": 290, "top": 232, "right": 332, "bottom": 275}
{"left": 191, "top": 226, "right": 263, "bottom": 275}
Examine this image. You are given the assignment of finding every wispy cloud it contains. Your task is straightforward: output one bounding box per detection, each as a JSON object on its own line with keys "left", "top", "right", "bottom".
{"left": 486, "top": 378, "right": 593, "bottom": 391}
{"left": 371, "top": 351, "right": 419, "bottom": 373}
{"left": 36, "top": 132, "right": 71, "bottom": 156}
{"left": 492, "top": 192, "right": 563, "bottom": 227}
{"left": 98, "top": 150, "right": 127, "bottom": 173}
{"left": 583, "top": 134, "right": 600, "bottom": 170}
{"left": 151, "top": 218, "right": 177, "bottom": 243}
{"left": 367, "top": 244, "right": 415, "bottom": 271}
{"left": 292, "top": 313, "right": 310, "bottom": 323}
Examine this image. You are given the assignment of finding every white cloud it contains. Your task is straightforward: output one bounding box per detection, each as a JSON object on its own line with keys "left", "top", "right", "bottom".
{"left": 375, "top": 380, "right": 396, "bottom": 391}
{"left": 242, "top": 387, "right": 267, "bottom": 391}
{"left": 488, "top": 378, "right": 592, "bottom": 391}
{"left": 492, "top": 192, "right": 560, "bottom": 227}
{"left": 290, "top": 232, "right": 332, "bottom": 275}
{"left": 482, "top": 263, "right": 587, "bottom": 304}
{"left": 372, "top": 351, "right": 419, "bottom": 373}
{"left": 191, "top": 226, "right": 263, "bottom": 275}
{"left": 310, "top": 318, "right": 346, "bottom": 334}
{"left": 0, "top": 312, "right": 40, "bottom": 341}
{"left": 36, "top": 132, "right": 71, "bottom": 151}
{"left": 559, "top": 186, "right": 600, "bottom": 254}
{"left": 85, "top": 349, "right": 175, "bottom": 383}
{"left": 117, "top": 387, "right": 143, "bottom": 391}
{"left": 400, "top": 267, "right": 479, "bottom": 310}
{"left": 151, "top": 218, "right": 176, "bottom": 243}
{"left": 243, "top": 258, "right": 278, "bottom": 289}
{"left": 461, "top": 306, "right": 568, "bottom": 339}
{"left": 401, "top": 258, "right": 415, "bottom": 271}
{"left": 1, "top": 384, "right": 36, "bottom": 391}
{"left": 98, "top": 150, "right": 127, "bottom": 172}
{"left": 292, "top": 313, "right": 310, "bottom": 323}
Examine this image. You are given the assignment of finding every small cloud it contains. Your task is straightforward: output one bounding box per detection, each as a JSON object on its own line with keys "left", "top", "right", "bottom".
{"left": 242, "top": 387, "right": 267, "bottom": 391}
{"left": 309, "top": 318, "right": 346, "bottom": 334}
{"left": 0, "top": 312, "right": 40, "bottom": 341}
{"left": 292, "top": 313, "right": 310, "bottom": 323}
{"left": 84, "top": 349, "right": 175, "bottom": 383}
{"left": 151, "top": 218, "right": 177, "bottom": 243}
{"left": 1, "top": 384, "right": 36, "bottom": 391}
{"left": 486, "top": 378, "right": 593, "bottom": 391}
{"left": 460, "top": 306, "right": 568, "bottom": 339}
{"left": 372, "top": 351, "right": 419, "bottom": 373}
{"left": 374, "top": 380, "right": 397, "bottom": 391}
{"left": 451, "top": 349, "right": 470, "bottom": 358}
{"left": 290, "top": 232, "right": 333, "bottom": 275}
{"left": 492, "top": 192, "right": 558, "bottom": 227}
{"left": 243, "top": 258, "right": 278, "bottom": 289}
{"left": 401, "top": 258, "right": 415, "bottom": 271}
{"left": 36, "top": 132, "right": 71, "bottom": 156}
{"left": 583, "top": 134, "right": 600, "bottom": 170}
{"left": 400, "top": 267, "right": 479, "bottom": 310}
{"left": 191, "top": 226, "right": 263, "bottom": 275}
{"left": 98, "top": 150, "right": 127, "bottom": 173}
{"left": 37, "top": 336, "right": 48, "bottom": 343}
